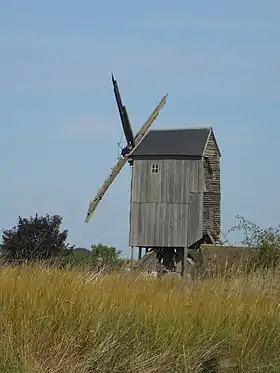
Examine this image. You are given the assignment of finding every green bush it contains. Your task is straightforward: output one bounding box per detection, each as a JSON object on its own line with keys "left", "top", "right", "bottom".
{"left": 230, "top": 215, "right": 280, "bottom": 270}
{"left": 62, "top": 244, "right": 127, "bottom": 272}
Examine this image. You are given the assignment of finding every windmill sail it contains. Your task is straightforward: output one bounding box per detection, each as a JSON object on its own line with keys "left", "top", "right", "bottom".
{"left": 112, "top": 74, "right": 135, "bottom": 150}
{"left": 85, "top": 93, "right": 168, "bottom": 223}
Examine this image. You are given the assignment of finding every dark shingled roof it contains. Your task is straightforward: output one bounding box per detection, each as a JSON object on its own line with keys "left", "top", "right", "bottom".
{"left": 131, "top": 127, "right": 217, "bottom": 157}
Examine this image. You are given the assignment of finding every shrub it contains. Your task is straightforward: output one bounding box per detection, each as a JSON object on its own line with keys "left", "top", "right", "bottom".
{"left": 230, "top": 215, "right": 280, "bottom": 270}
{"left": 88, "top": 243, "right": 126, "bottom": 271}
{"left": 1, "top": 214, "right": 71, "bottom": 263}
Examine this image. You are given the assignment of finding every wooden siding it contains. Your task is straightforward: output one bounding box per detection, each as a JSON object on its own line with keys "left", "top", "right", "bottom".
{"left": 131, "top": 159, "right": 204, "bottom": 203}
{"left": 129, "top": 159, "right": 204, "bottom": 247}
{"left": 188, "top": 192, "right": 204, "bottom": 245}
{"left": 129, "top": 196, "right": 203, "bottom": 247}
{"left": 203, "top": 131, "right": 221, "bottom": 238}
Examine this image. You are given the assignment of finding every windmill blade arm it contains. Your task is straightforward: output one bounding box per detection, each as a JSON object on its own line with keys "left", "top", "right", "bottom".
{"left": 112, "top": 76, "right": 126, "bottom": 125}
{"left": 112, "top": 74, "right": 135, "bottom": 148}
{"left": 85, "top": 92, "right": 168, "bottom": 223}
{"left": 85, "top": 156, "right": 128, "bottom": 222}
{"left": 121, "top": 105, "right": 135, "bottom": 148}
{"left": 133, "top": 93, "right": 168, "bottom": 146}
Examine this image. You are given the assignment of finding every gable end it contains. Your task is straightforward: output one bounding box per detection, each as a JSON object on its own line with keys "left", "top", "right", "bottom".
{"left": 202, "top": 128, "right": 221, "bottom": 157}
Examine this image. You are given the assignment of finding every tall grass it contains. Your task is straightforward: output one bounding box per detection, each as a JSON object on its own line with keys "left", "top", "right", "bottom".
{"left": 0, "top": 265, "right": 280, "bottom": 372}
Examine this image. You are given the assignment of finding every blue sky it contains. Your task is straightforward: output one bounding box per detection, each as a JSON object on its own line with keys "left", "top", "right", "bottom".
{"left": 1, "top": 0, "right": 279, "bottom": 255}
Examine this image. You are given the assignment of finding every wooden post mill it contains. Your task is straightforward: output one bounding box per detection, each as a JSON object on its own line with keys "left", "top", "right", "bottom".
{"left": 85, "top": 75, "right": 221, "bottom": 277}
{"left": 128, "top": 127, "right": 221, "bottom": 276}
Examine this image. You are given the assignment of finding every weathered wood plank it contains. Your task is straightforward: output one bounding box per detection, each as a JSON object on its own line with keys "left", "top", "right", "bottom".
{"left": 129, "top": 198, "right": 203, "bottom": 248}
{"left": 203, "top": 131, "right": 221, "bottom": 240}
{"left": 131, "top": 159, "right": 204, "bottom": 203}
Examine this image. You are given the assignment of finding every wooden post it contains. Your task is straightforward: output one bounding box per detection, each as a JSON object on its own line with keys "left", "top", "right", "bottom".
{"left": 175, "top": 248, "right": 183, "bottom": 275}
{"left": 182, "top": 247, "right": 189, "bottom": 278}
{"left": 130, "top": 246, "right": 134, "bottom": 267}
{"left": 138, "top": 247, "right": 142, "bottom": 260}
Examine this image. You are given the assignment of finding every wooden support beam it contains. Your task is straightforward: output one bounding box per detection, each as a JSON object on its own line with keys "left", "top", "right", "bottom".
{"left": 182, "top": 247, "right": 189, "bottom": 278}
{"left": 130, "top": 246, "right": 134, "bottom": 267}
{"left": 207, "top": 229, "right": 216, "bottom": 245}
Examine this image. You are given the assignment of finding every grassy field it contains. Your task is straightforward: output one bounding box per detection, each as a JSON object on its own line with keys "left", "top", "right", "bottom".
{"left": 0, "top": 265, "right": 280, "bottom": 372}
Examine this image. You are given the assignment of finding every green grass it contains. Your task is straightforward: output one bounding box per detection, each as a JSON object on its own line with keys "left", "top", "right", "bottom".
{"left": 0, "top": 265, "right": 280, "bottom": 372}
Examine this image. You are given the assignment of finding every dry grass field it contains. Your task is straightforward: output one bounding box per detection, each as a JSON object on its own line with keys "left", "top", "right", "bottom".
{"left": 0, "top": 264, "right": 280, "bottom": 373}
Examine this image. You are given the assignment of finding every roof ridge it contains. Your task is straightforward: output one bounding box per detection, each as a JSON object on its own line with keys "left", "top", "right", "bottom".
{"left": 149, "top": 127, "right": 212, "bottom": 132}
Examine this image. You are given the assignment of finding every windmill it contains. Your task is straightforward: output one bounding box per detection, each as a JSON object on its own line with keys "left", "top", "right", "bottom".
{"left": 85, "top": 75, "right": 222, "bottom": 278}
{"left": 85, "top": 74, "right": 168, "bottom": 223}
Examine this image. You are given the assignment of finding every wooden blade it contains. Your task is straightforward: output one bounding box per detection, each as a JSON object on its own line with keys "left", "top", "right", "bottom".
{"left": 85, "top": 93, "right": 168, "bottom": 223}
{"left": 112, "top": 74, "right": 135, "bottom": 148}
{"left": 133, "top": 94, "right": 168, "bottom": 145}
{"left": 85, "top": 156, "right": 128, "bottom": 222}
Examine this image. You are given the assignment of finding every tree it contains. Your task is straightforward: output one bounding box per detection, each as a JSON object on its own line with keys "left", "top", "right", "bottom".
{"left": 74, "top": 247, "right": 91, "bottom": 257}
{"left": 66, "top": 247, "right": 91, "bottom": 266}
{"left": 89, "top": 243, "right": 124, "bottom": 270}
{"left": 1, "top": 214, "right": 71, "bottom": 262}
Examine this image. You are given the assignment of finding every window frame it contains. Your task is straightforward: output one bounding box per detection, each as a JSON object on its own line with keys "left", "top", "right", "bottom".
{"left": 151, "top": 163, "right": 160, "bottom": 175}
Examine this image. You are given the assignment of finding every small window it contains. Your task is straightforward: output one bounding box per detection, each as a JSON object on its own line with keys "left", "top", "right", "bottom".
{"left": 151, "top": 163, "right": 160, "bottom": 174}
